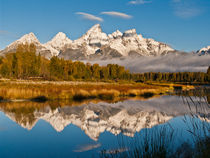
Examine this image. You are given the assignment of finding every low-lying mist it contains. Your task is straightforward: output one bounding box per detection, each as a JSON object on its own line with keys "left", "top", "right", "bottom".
{"left": 86, "top": 53, "right": 210, "bottom": 73}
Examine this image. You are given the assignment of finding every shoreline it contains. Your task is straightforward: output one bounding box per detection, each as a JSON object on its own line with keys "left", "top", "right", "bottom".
{"left": 0, "top": 79, "right": 195, "bottom": 102}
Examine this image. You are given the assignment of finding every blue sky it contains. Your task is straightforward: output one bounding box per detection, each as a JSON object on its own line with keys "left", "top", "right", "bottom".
{"left": 0, "top": 0, "right": 210, "bottom": 51}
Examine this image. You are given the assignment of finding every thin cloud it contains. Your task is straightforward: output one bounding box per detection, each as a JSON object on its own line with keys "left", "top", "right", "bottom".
{"left": 172, "top": 0, "right": 181, "bottom": 2}
{"left": 74, "top": 143, "right": 101, "bottom": 152}
{"left": 0, "top": 30, "right": 10, "bottom": 35}
{"left": 76, "top": 12, "right": 103, "bottom": 22}
{"left": 0, "top": 30, "right": 18, "bottom": 38}
{"left": 101, "top": 11, "right": 132, "bottom": 19}
{"left": 174, "top": 7, "right": 201, "bottom": 18}
{"left": 172, "top": 0, "right": 202, "bottom": 18}
{"left": 129, "top": 0, "right": 152, "bottom": 5}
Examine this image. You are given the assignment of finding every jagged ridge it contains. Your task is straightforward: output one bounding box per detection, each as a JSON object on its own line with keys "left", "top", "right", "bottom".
{"left": 0, "top": 24, "right": 175, "bottom": 59}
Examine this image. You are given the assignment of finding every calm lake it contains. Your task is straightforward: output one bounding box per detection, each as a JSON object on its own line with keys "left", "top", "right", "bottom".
{"left": 0, "top": 87, "right": 209, "bottom": 158}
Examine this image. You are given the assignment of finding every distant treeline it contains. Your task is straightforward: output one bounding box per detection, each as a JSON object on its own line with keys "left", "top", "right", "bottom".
{"left": 0, "top": 44, "right": 209, "bottom": 83}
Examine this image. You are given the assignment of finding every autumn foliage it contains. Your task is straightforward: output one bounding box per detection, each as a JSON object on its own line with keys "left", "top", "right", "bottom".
{"left": 0, "top": 44, "right": 209, "bottom": 83}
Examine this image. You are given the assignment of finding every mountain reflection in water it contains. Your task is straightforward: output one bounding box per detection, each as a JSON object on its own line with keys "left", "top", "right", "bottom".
{"left": 0, "top": 88, "right": 209, "bottom": 158}
{"left": 0, "top": 95, "right": 209, "bottom": 140}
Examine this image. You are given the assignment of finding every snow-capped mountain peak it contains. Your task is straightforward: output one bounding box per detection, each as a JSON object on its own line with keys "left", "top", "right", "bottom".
{"left": 197, "top": 46, "right": 210, "bottom": 55}
{"left": 74, "top": 24, "right": 109, "bottom": 51}
{"left": 108, "top": 30, "right": 123, "bottom": 39}
{"left": 76, "top": 24, "right": 103, "bottom": 42}
{"left": 1, "top": 24, "right": 176, "bottom": 59}
{"left": 201, "top": 46, "right": 210, "bottom": 51}
{"left": 45, "top": 32, "right": 72, "bottom": 52}
{"left": 4, "top": 32, "right": 41, "bottom": 52}
{"left": 87, "top": 24, "right": 102, "bottom": 34}
{"left": 54, "top": 32, "right": 68, "bottom": 38}
{"left": 1, "top": 32, "right": 59, "bottom": 59}
{"left": 10, "top": 32, "right": 40, "bottom": 46}
{"left": 50, "top": 32, "right": 70, "bottom": 42}
{"left": 123, "top": 29, "right": 137, "bottom": 37}
{"left": 88, "top": 24, "right": 102, "bottom": 32}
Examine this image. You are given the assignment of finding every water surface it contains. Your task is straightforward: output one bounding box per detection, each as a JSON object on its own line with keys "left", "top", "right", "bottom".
{"left": 0, "top": 88, "right": 209, "bottom": 158}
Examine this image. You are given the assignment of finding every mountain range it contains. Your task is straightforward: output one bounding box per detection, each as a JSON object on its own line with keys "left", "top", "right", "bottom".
{"left": 0, "top": 24, "right": 180, "bottom": 60}
{"left": 0, "top": 24, "right": 209, "bottom": 64}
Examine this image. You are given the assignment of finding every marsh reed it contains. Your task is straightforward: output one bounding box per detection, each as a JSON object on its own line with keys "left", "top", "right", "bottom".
{"left": 0, "top": 80, "right": 171, "bottom": 101}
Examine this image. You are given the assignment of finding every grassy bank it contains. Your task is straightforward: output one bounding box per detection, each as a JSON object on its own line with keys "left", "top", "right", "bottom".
{"left": 0, "top": 80, "right": 177, "bottom": 101}
{"left": 144, "top": 81, "right": 195, "bottom": 90}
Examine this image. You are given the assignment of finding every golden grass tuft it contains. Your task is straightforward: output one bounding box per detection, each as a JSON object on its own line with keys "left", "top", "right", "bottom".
{"left": 0, "top": 80, "right": 172, "bottom": 101}
{"left": 127, "top": 89, "right": 141, "bottom": 96}
{"left": 98, "top": 89, "right": 120, "bottom": 100}
{"left": 73, "top": 89, "right": 92, "bottom": 100}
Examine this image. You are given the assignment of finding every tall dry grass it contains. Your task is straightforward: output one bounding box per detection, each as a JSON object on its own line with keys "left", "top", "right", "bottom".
{"left": 181, "top": 88, "right": 210, "bottom": 158}
{"left": 0, "top": 81, "right": 170, "bottom": 101}
{"left": 100, "top": 126, "right": 175, "bottom": 158}
{"left": 100, "top": 87, "right": 209, "bottom": 158}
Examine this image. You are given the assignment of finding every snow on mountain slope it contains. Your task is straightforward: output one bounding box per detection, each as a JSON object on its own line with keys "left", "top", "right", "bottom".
{"left": 5, "top": 32, "right": 40, "bottom": 51}
{"left": 197, "top": 46, "right": 210, "bottom": 55}
{"left": 108, "top": 30, "right": 123, "bottom": 39}
{"left": 72, "top": 25, "right": 174, "bottom": 57}
{"left": 0, "top": 32, "right": 58, "bottom": 58}
{"left": 107, "top": 29, "right": 174, "bottom": 56}
{"left": 0, "top": 24, "right": 175, "bottom": 59}
{"left": 72, "top": 24, "right": 109, "bottom": 55}
{"left": 109, "top": 29, "right": 142, "bottom": 56}
{"left": 14, "top": 32, "right": 40, "bottom": 45}
{"left": 44, "top": 32, "right": 72, "bottom": 56}
{"left": 74, "top": 24, "right": 109, "bottom": 47}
